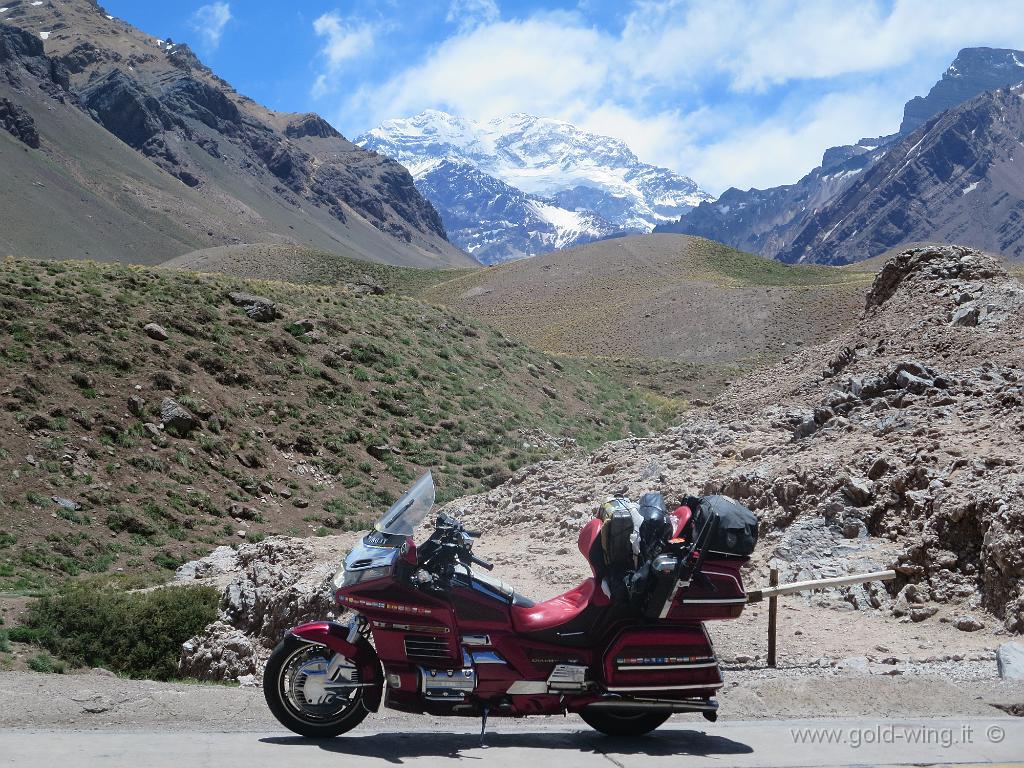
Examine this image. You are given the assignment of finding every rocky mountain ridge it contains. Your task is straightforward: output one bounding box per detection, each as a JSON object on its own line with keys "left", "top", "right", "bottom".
{"left": 0, "top": 0, "right": 471, "bottom": 267}
{"left": 358, "top": 110, "right": 712, "bottom": 263}
{"left": 658, "top": 47, "right": 1024, "bottom": 265}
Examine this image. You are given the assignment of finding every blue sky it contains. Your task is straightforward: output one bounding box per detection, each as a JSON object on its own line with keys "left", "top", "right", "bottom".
{"left": 101, "top": 1, "right": 1024, "bottom": 194}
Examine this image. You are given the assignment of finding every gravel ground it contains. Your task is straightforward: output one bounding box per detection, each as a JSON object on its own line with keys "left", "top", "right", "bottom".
{"left": 1, "top": 663, "right": 1020, "bottom": 732}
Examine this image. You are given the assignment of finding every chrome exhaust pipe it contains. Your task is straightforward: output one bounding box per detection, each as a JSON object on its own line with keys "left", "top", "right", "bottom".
{"left": 585, "top": 697, "right": 718, "bottom": 714}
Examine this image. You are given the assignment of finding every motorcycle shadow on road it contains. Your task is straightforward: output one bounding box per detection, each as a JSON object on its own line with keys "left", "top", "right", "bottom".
{"left": 260, "top": 728, "right": 754, "bottom": 762}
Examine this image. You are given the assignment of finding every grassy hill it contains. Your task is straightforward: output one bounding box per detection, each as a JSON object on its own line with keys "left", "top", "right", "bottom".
{"left": 163, "top": 244, "right": 475, "bottom": 295}
{"left": 0, "top": 257, "right": 675, "bottom": 592}
{"left": 420, "top": 235, "right": 875, "bottom": 397}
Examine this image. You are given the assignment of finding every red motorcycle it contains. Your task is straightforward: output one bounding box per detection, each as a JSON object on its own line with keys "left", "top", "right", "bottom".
{"left": 263, "top": 473, "right": 751, "bottom": 738}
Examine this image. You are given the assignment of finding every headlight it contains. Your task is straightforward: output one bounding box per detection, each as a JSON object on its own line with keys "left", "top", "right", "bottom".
{"left": 336, "top": 565, "right": 392, "bottom": 589}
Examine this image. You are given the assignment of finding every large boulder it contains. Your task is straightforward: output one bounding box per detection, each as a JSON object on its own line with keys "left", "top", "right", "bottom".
{"left": 996, "top": 642, "right": 1024, "bottom": 680}
{"left": 160, "top": 397, "right": 201, "bottom": 436}
{"left": 227, "top": 291, "right": 279, "bottom": 322}
{"left": 177, "top": 538, "right": 339, "bottom": 682}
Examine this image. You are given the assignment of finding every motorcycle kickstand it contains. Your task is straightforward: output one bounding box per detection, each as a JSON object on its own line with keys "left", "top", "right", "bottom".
{"left": 479, "top": 704, "right": 489, "bottom": 747}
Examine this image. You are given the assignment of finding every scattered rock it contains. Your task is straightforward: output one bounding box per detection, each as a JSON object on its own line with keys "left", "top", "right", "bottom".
{"left": 842, "top": 478, "right": 873, "bottom": 506}
{"left": 143, "top": 322, "right": 169, "bottom": 341}
{"left": 229, "top": 503, "right": 260, "bottom": 521}
{"left": 348, "top": 276, "right": 386, "bottom": 296}
{"left": 227, "top": 292, "right": 279, "bottom": 322}
{"left": 127, "top": 395, "right": 147, "bottom": 418}
{"left": 366, "top": 444, "right": 392, "bottom": 460}
{"left": 951, "top": 306, "right": 980, "bottom": 327}
{"left": 837, "top": 656, "right": 870, "bottom": 674}
{"left": 910, "top": 605, "right": 939, "bottom": 622}
{"left": 953, "top": 615, "right": 985, "bottom": 632}
{"left": 160, "top": 398, "right": 201, "bottom": 436}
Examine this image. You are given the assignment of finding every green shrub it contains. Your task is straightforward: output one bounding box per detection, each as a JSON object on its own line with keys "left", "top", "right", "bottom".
{"left": 28, "top": 652, "right": 66, "bottom": 674}
{"left": 17, "top": 584, "right": 218, "bottom": 680}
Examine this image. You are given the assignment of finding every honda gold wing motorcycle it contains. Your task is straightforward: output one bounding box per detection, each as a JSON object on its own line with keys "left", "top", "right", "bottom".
{"left": 263, "top": 472, "right": 752, "bottom": 738}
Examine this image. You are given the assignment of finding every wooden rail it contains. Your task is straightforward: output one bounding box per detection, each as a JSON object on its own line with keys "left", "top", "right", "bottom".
{"left": 746, "top": 569, "right": 897, "bottom": 668}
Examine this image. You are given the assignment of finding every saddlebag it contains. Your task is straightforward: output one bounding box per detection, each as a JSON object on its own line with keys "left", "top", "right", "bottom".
{"left": 602, "top": 626, "right": 723, "bottom": 695}
{"left": 683, "top": 495, "right": 758, "bottom": 558}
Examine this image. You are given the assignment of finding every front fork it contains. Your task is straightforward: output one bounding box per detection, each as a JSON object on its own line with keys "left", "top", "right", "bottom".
{"left": 289, "top": 616, "right": 382, "bottom": 711}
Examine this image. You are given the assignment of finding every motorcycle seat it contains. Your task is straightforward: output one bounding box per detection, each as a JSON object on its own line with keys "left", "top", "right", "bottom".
{"left": 510, "top": 577, "right": 610, "bottom": 634}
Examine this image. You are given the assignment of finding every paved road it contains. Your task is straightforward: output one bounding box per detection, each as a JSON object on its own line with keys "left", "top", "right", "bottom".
{"left": 1, "top": 718, "right": 1021, "bottom": 767}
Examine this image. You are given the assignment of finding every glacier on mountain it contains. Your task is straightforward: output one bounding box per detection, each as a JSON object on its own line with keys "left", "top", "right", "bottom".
{"left": 357, "top": 110, "right": 712, "bottom": 263}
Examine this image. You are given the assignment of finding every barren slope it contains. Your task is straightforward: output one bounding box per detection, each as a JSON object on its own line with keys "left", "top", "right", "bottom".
{"left": 424, "top": 234, "right": 873, "bottom": 364}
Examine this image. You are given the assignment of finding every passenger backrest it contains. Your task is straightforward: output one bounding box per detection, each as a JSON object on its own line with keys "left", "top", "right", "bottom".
{"left": 672, "top": 505, "right": 692, "bottom": 538}
{"left": 578, "top": 517, "right": 604, "bottom": 578}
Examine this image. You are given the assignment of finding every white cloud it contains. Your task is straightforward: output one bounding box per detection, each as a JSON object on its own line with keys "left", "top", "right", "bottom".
{"left": 446, "top": 0, "right": 500, "bottom": 34}
{"left": 620, "top": 0, "right": 1024, "bottom": 93}
{"left": 332, "top": 0, "right": 1024, "bottom": 190}
{"left": 683, "top": 88, "right": 910, "bottom": 192}
{"left": 190, "top": 2, "right": 232, "bottom": 51}
{"left": 311, "top": 11, "right": 377, "bottom": 98}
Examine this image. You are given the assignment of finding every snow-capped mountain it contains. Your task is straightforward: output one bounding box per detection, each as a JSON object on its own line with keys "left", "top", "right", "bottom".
{"left": 357, "top": 111, "right": 713, "bottom": 263}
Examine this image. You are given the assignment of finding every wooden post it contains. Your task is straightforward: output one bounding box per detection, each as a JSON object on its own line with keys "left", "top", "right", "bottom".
{"left": 767, "top": 567, "right": 778, "bottom": 668}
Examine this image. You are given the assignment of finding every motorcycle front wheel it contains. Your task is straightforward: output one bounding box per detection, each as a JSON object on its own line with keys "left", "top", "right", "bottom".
{"left": 263, "top": 635, "right": 374, "bottom": 738}
{"left": 579, "top": 709, "right": 671, "bottom": 737}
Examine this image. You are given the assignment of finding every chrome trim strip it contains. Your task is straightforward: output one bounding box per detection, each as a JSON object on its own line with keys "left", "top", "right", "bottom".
{"left": 606, "top": 682, "right": 725, "bottom": 692}
{"left": 659, "top": 578, "right": 690, "bottom": 619}
{"left": 678, "top": 597, "right": 748, "bottom": 604}
{"left": 617, "top": 662, "right": 719, "bottom": 670}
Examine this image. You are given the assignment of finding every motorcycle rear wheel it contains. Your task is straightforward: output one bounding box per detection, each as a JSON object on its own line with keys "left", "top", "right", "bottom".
{"left": 579, "top": 709, "right": 671, "bottom": 737}
{"left": 263, "top": 635, "right": 373, "bottom": 738}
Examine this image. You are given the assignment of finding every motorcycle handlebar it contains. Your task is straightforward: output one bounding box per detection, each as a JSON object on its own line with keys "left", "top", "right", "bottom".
{"left": 470, "top": 554, "right": 494, "bottom": 571}
{"left": 464, "top": 529, "right": 481, "bottom": 538}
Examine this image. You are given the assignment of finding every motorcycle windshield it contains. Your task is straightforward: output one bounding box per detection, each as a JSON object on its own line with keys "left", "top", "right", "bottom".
{"left": 374, "top": 471, "right": 435, "bottom": 535}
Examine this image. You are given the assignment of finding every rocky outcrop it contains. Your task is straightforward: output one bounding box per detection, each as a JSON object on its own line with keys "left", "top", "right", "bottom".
{"left": 0, "top": 97, "right": 39, "bottom": 147}
{"left": 177, "top": 538, "right": 340, "bottom": 682}
{"left": 285, "top": 113, "right": 341, "bottom": 140}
